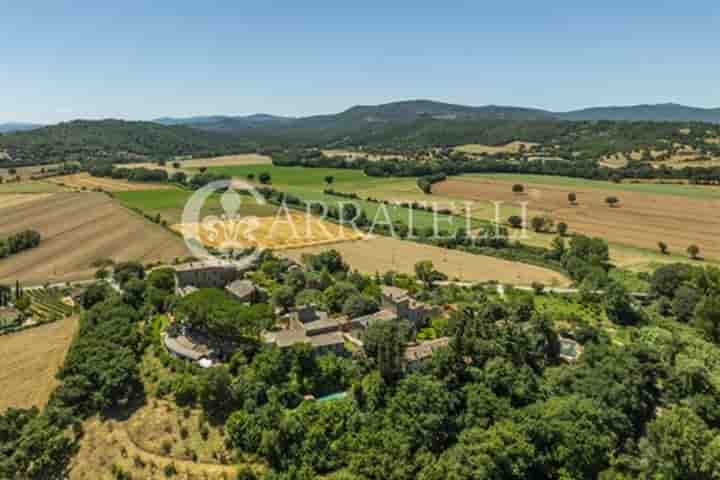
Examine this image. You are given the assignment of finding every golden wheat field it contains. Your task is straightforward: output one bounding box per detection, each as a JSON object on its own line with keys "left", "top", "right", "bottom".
{"left": 171, "top": 212, "right": 365, "bottom": 251}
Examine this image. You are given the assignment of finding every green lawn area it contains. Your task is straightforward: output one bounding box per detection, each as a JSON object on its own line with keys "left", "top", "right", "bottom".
{"left": 465, "top": 173, "right": 720, "bottom": 200}
{"left": 115, "top": 187, "right": 278, "bottom": 224}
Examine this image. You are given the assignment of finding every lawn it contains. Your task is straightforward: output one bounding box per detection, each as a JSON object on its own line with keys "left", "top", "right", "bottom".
{"left": 466, "top": 173, "right": 720, "bottom": 200}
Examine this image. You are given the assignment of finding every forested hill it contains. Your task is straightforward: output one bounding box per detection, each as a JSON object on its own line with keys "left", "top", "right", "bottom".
{"left": 178, "top": 100, "right": 720, "bottom": 136}
{"left": 3, "top": 103, "right": 720, "bottom": 166}
{"left": 0, "top": 119, "right": 257, "bottom": 166}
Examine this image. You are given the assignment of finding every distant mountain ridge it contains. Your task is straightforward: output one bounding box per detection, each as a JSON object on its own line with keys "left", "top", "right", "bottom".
{"left": 0, "top": 122, "right": 44, "bottom": 134}
{"left": 154, "top": 113, "right": 295, "bottom": 127}
{"left": 164, "top": 100, "right": 720, "bottom": 135}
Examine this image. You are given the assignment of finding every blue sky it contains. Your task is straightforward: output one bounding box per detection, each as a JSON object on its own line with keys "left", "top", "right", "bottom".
{"left": 2, "top": 0, "right": 719, "bottom": 123}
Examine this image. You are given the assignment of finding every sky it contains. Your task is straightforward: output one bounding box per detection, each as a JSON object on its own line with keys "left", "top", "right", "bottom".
{"left": 2, "top": 0, "right": 719, "bottom": 124}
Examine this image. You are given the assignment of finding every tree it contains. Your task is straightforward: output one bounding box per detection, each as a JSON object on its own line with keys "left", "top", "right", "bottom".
{"left": 672, "top": 285, "right": 701, "bottom": 322}
{"left": 422, "top": 421, "right": 535, "bottom": 480}
{"left": 556, "top": 222, "right": 568, "bottom": 236}
{"left": 650, "top": 263, "right": 691, "bottom": 298}
{"left": 605, "top": 196, "right": 620, "bottom": 207}
{"left": 512, "top": 184, "right": 524, "bottom": 194}
{"left": 568, "top": 192, "right": 577, "bottom": 204}
{"left": 324, "top": 282, "right": 360, "bottom": 313}
{"left": 604, "top": 281, "right": 639, "bottom": 325}
{"left": 342, "top": 294, "right": 379, "bottom": 318}
{"left": 258, "top": 172, "right": 272, "bottom": 184}
{"left": 113, "top": 261, "right": 145, "bottom": 286}
{"left": 247, "top": 173, "right": 255, "bottom": 181}
{"left": 530, "top": 216, "right": 553, "bottom": 233}
{"left": 507, "top": 215, "right": 523, "bottom": 229}
{"left": 521, "top": 395, "right": 621, "bottom": 479}
{"left": 175, "top": 289, "right": 270, "bottom": 341}
{"left": 14, "top": 295, "right": 30, "bottom": 313}
{"left": 362, "top": 320, "right": 410, "bottom": 383}
{"left": 694, "top": 295, "right": 720, "bottom": 343}
{"left": 172, "top": 161, "right": 181, "bottom": 168}
{"left": 415, "top": 260, "right": 446, "bottom": 289}
{"left": 271, "top": 286, "right": 295, "bottom": 313}
{"left": 197, "top": 366, "right": 235, "bottom": 420}
{"left": 637, "top": 406, "right": 718, "bottom": 478}
{"left": 658, "top": 241, "right": 668, "bottom": 254}
{"left": 687, "top": 244, "right": 701, "bottom": 260}
{"left": 324, "top": 175, "right": 334, "bottom": 187}
{"left": 81, "top": 283, "right": 111, "bottom": 310}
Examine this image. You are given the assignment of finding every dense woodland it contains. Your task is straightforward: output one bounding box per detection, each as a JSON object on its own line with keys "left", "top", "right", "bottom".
{"left": 2, "top": 114, "right": 720, "bottom": 171}
{"left": 4, "top": 247, "right": 720, "bottom": 479}
{"left": 0, "top": 120, "right": 257, "bottom": 167}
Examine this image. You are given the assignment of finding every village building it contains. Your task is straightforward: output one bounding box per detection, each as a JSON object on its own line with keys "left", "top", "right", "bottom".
{"left": 381, "top": 285, "right": 439, "bottom": 328}
{"left": 174, "top": 259, "right": 255, "bottom": 292}
{"left": 225, "top": 279, "right": 260, "bottom": 303}
{"left": 403, "top": 337, "right": 450, "bottom": 371}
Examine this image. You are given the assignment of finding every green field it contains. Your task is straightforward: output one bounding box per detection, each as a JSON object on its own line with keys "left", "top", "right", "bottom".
{"left": 466, "top": 173, "right": 720, "bottom": 200}
{"left": 115, "top": 188, "right": 278, "bottom": 224}
{"left": 201, "top": 165, "right": 485, "bottom": 232}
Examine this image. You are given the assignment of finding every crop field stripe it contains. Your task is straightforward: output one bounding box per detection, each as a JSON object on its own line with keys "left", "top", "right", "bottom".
{"left": 462, "top": 173, "right": 720, "bottom": 199}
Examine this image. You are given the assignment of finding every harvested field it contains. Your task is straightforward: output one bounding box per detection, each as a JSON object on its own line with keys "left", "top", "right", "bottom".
{"left": 0, "top": 163, "right": 62, "bottom": 181}
{"left": 279, "top": 236, "right": 569, "bottom": 286}
{"left": 0, "top": 181, "right": 66, "bottom": 193}
{"left": 0, "top": 192, "right": 189, "bottom": 284}
{"left": 46, "top": 172, "right": 173, "bottom": 192}
{"left": 0, "top": 315, "right": 78, "bottom": 412}
{"left": 435, "top": 175, "right": 720, "bottom": 260}
{"left": 124, "top": 153, "right": 273, "bottom": 175}
{"left": 0, "top": 192, "right": 53, "bottom": 209}
{"left": 171, "top": 212, "right": 365, "bottom": 251}
{"left": 454, "top": 141, "right": 539, "bottom": 155}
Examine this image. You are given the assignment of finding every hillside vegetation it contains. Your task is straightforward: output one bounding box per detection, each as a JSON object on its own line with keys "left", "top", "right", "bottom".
{"left": 0, "top": 120, "right": 257, "bottom": 167}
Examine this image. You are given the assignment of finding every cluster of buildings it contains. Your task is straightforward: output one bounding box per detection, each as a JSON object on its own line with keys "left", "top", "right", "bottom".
{"left": 165, "top": 259, "right": 450, "bottom": 370}
{"left": 263, "top": 285, "right": 446, "bottom": 369}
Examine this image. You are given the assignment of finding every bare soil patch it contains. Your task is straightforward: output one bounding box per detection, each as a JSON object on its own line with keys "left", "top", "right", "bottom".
{"left": 435, "top": 176, "right": 720, "bottom": 260}
{"left": 0, "top": 315, "right": 78, "bottom": 412}
{"left": 0, "top": 192, "right": 189, "bottom": 284}
{"left": 279, "top": 235, "right": 568, "bottom": 286}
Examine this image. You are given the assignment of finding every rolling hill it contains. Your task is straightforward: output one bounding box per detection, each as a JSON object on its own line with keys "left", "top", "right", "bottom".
{"left": 0, "top": 119, "right": 258, "bottom": 166}
{"left": 169, "top": 100, "right": 720, "bottom": 135}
